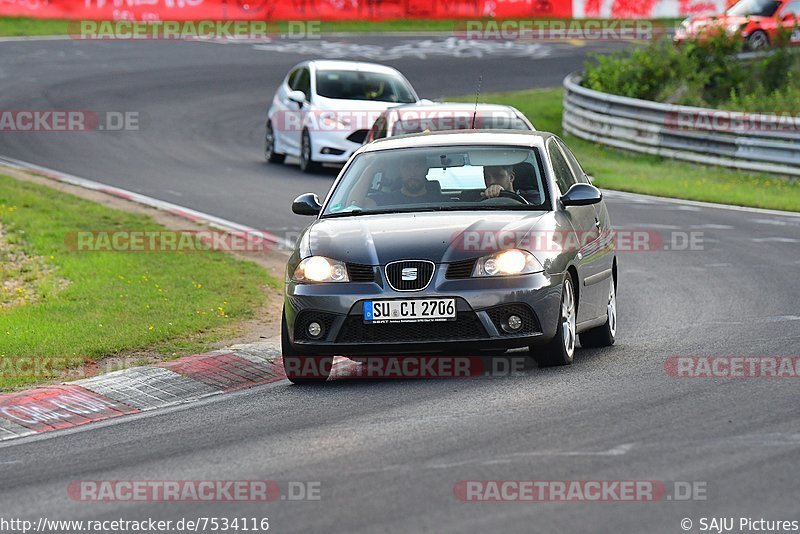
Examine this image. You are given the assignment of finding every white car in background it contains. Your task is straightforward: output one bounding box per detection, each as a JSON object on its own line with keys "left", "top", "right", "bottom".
{"left": 265, "top": 60, "right": 421, "bottom": 173}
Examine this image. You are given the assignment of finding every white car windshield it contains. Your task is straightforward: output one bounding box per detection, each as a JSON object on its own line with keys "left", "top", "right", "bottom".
{"left": 316, "top": 70, "right": 417, "bottom": 103}
{"left": 322, "top": 145, "right": 549, "bottom": 217}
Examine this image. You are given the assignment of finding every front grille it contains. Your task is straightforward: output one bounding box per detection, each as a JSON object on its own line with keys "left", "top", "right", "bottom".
{"left": 294, "top": 310, "right": 338, "bottom": 341}
{"left": 336, "top": 312, "right": 488, "bottom": 343}
{"left": 347, "top": 263, "right": 376, "bottom": 282}
{"left": 485, "top": 303, "right": 540, "bottom": 336}
{"left": 446, "top": 258, "right": 477, "bottom": 279}
{"left": 347, "top": 129, "right": 369, "bottom": 144}
{"left": 385, "top": 260, "right": 435, "bottom": 291}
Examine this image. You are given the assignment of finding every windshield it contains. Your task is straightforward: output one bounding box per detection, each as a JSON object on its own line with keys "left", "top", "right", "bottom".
{"left": 727, "top": 0, "right": 781, "bottom": 16}
{"left": 322, "top": 145, "right": 549, "bottom": 217}
{"left": 392, "top": 111, "right": 531, "bottom": 136}
{"left": 315, "top": 70, "right": 417, "bottom": 103}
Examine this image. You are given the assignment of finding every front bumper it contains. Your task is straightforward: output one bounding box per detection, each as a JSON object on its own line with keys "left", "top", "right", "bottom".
{"left": 284, "top": 269, "right": 563, "bottom": 355}
{"left": 309, "top": 128, "right": 368, "bottom": 163}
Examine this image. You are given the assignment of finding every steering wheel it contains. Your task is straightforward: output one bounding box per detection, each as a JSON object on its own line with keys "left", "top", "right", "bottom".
{"left": 481, "top": 190, "right": 529, "bottom": 205}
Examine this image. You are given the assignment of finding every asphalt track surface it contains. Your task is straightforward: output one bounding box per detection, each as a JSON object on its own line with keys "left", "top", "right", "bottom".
{"left": 1, "top": 37, "right": 800, "bottom": 533}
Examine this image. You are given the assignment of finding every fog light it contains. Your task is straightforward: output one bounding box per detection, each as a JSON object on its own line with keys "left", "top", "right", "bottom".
{"left": 502, "top": 314, "right": 523, "bottom": 333}
{"left": 307, "top": 322, "right": 323, "bottom": 338}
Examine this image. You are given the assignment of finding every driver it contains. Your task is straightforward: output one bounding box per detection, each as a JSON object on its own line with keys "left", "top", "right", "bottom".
{"left": 482, "top": 165, "right": 515, "bottom": 199}
{"left": 376, "top": 158, "right": 441, "bottom": 205}
{"left": 460, "top": 165, "right": 518, "bottom": 202}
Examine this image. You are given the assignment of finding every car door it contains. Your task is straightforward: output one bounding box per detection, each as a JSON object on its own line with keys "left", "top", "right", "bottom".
{"left": 282, "top": 66, "right": 311, "bottom": 155}
{"left": 557, "top": 138, "right": 615, "bottom": 317}
{"left": 547, "top": 138, "right": 604, "bottom": 322}
{"left": 273, "top": 67, "right": 300, "bottom": 155}
{"left": 780, "top": 1, "right": 800, "bottom": 44}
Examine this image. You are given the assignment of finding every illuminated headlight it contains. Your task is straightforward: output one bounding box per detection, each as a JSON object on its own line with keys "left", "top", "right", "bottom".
{"left": 472, "top": 249, "right": 543, "bottom": 277}
{"left": 293, "top": 256, "right": 349, "bottom": 283}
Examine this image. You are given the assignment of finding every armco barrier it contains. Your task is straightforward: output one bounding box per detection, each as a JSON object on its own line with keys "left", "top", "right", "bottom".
{"left": 562, "top": 72, "right": 800, "bottom": 178}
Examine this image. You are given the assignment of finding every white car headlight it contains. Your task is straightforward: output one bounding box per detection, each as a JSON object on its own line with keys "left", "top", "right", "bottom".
{"left": 472, "top": 249, "right": 543, "bottom": 277}
{"left": 293, "top": 256, "right": 349, "bottom": 283}
{"left": 726, "top": 23, "right": 743, "bottom": 35}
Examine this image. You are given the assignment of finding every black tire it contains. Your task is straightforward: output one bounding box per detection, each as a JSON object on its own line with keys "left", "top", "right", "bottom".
{"left": 281, "top": 312, "right": 332, "bottom": 384}
{"left": 531, "top": 275, "right": 576, "bottom": 367}
{"left": 579, "top": 275, "right": 617, "bottom": 348}
{"left": 746, "top": 30, "right": 769, "bottom": 50}
{"left": 264, "top": 122, "right": 286, "bottom": 164}
{"left": 299, "top": 129, "right": 322, "bottom": 174}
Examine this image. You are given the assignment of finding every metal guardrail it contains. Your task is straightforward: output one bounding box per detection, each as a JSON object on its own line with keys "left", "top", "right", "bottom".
{"left": 562, "top": 72, "right": 800, "bottom": 178}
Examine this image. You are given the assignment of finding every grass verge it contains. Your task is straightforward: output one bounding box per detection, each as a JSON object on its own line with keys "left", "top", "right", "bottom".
{"left": 448, "top": 88, "right": 800, "bottom": 212}
{"left": 0, "top": 174, "right": 277, "bottom": 390}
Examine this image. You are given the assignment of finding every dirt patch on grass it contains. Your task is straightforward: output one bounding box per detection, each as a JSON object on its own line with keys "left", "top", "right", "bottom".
{"left": 0, "top": 220, "right": 69, "bottom": 309}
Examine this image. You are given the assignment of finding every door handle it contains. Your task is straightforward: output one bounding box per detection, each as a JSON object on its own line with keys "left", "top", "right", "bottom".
{"left": 594, "top": 217, "right": 601, "bottom": 229}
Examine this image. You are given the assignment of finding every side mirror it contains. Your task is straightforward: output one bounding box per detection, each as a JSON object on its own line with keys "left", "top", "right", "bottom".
{"left": 287, "top": 90, "right": 306, "bottom": 106}
{"left": 292, "top": 193, "right": 322, "bottom": 216}
{"left": 560, "top": 183, "right": 602, "bottom": 207}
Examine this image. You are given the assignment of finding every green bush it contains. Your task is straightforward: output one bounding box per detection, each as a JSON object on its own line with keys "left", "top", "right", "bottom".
{"left": 583, "top": 33, "right": 800, "bottom": 112}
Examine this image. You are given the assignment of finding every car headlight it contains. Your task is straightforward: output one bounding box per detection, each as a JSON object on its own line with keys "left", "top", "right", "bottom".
{"left": 472, "top": 249, "right": 543, "bottom": 277}
{"left": 293, "top": 256, "right": 349, "bottom": 283}
{"left": 726, "top": 23, "right": 743, "bottom": 35}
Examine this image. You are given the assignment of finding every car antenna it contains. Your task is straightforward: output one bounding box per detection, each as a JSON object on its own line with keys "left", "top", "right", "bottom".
{"left": 471, "top": 75, "right": 483, "bottom": 130}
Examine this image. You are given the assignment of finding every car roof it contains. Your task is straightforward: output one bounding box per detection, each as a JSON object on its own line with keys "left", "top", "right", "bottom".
{"left": 360, "top": 130, "right": 554, "bottom": 153}
{"left": 387, "top": 102, "right": 522, "bottom": 114}
{"left": 307, "top": 60, "right": 403, "bottom": 75}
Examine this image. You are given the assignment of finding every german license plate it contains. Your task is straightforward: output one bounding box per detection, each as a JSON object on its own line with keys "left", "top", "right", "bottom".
{"left": 363, "top": 299, "right": 456, "bottom": 323}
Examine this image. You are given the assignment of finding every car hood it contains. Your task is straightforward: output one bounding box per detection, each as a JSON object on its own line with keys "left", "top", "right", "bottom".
{"left": 300, "top": 211, "right": 552, "bottom": 265}
{"left": 683, "top": 14, "right": 762, "bottom": 33}
{"left": 313, "top": 96, "right": 410, "bottom": 130}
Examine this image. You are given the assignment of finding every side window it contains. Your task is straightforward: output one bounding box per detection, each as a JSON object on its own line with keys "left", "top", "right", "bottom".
{"left": 287, "top": 68, "right": 301, "bottom": 90}
{"left": 547, "top": 139, "right": 577, "bottom": 194}
{"left": 783, "top": 1, "right": 800, "bottom": 15}
{"left": 373, "top": 116, "right": 388, "bottom": 140}
{"left": 295, "top": 68, "right": 311, "bottom": 98}
{"left": 557, "top": 139, "right": 589, "bottom": 184}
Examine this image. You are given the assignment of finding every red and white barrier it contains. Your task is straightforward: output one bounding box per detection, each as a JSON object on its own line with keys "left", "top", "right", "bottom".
{"left": 0, "top": 0, "right": 724, "bottom": 22}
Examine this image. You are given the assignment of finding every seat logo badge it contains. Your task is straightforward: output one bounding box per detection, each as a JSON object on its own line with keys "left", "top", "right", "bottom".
{"left": 401, "top": 267, "right": 418, "bottom": 281}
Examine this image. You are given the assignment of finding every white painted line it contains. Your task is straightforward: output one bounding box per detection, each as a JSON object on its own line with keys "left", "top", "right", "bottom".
{"left": 0, "top": 155, "right": 295, "bottom": 250}
{"left": 752, "top": 237, "right": 800, "bottom": 243}
{"left": 603, "top": 190, "right": 800, "bottom": 218}
{"left": 0, "top": 35, "right": 73, "bottom": 43}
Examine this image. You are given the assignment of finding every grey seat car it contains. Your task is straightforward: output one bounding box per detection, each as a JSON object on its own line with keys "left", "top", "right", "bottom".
{"left": 283, "top": 130, "right": 617, "bottom": 383}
